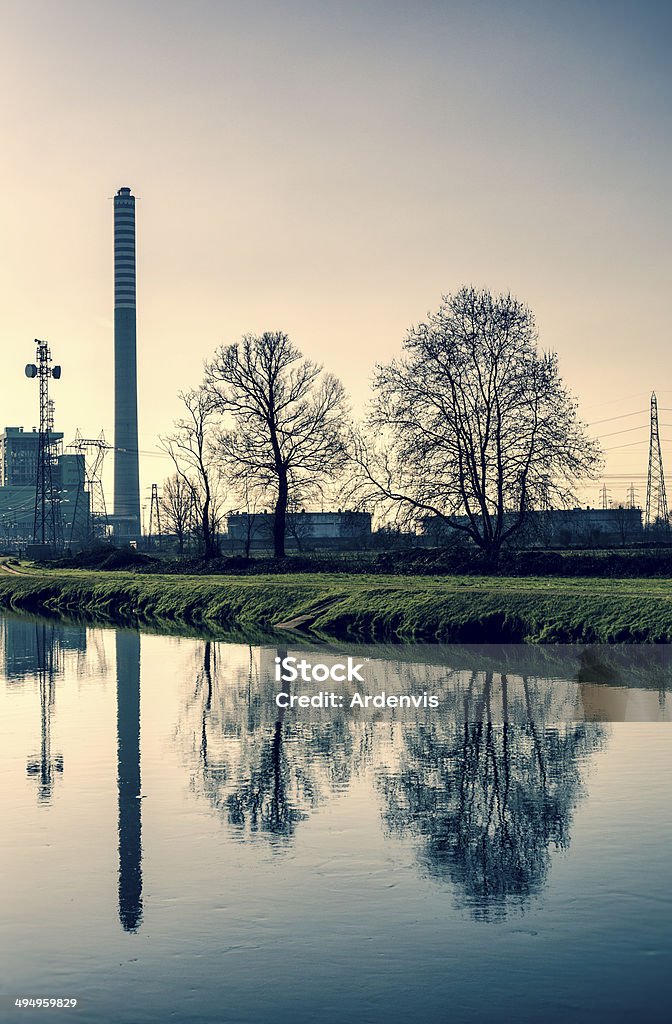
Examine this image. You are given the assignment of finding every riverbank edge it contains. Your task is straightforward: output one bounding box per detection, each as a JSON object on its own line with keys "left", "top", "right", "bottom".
{"left": 0, "top": 566, "right": 671, "bottom": 642}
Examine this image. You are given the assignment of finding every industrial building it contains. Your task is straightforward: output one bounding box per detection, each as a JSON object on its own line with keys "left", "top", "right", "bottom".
{"left": 0, "top": 427, "right": 90, "bottom": 549}
{"left": 0, "top": 425, "right": 63, "bottom": 487}
{"left": 226, "top": 511, "right": 372, "bottom": 552}
{"left": 112, "top": 186, "right": 141, "bottom": 539}
{"left": 421, "top": 507, "right": 644, "bottom": 548}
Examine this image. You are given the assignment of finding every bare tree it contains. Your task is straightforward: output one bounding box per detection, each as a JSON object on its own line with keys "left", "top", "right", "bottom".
{"left": 205, "top": 332, "right": 349, "bottom": 557}
{"left": 160, "top": 473, "right": 194, "bottom": 555}
{"left": 352, "top": 287, "right": 602, "bottom": 561}
{"left": 160, "top": 389, "right": 224, "bottom": 559}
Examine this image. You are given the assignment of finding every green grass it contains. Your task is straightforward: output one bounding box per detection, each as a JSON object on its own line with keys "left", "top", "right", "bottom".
{"left": 0, "top": 564, "right": 670, "bottom": 642}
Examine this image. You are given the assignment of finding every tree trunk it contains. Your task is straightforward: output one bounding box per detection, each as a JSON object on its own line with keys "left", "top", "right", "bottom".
{"left": 274, "top": 473, "right": 288, "bottom": 558}
{"left": 202, "top": 494, "right": 218, "bottom": 559}
{"left": 483, "top": 538, "right": 502, "bottom": 570}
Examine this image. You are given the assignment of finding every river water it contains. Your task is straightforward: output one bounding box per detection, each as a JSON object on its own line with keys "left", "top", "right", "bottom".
{"left": 1, "top": 613, "right": 670, "bottom": 1023}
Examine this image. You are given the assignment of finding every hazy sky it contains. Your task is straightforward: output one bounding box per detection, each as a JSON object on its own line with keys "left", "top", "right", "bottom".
{"left": 1, "top": 0, "right": 670, "bottom": 513}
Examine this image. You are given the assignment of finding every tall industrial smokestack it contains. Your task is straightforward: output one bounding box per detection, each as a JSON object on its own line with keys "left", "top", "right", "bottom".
{"left": 113, "top": 186, "right": 140, "bottom": 537}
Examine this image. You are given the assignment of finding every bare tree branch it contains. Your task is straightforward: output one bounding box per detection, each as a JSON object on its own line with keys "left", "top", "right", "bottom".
{"left": 160, "top": 389, "right": 225, "bottom": 559}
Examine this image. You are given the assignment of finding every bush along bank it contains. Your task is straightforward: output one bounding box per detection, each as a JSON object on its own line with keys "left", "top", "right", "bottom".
{"left": 37, "top": 544, "right": 672, "bottom": 579}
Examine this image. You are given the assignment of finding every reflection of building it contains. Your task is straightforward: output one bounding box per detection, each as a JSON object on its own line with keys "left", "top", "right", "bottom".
{"left": 1, "top": 618, "right": 52, "bottom": 678}
{"left": 226, "top": 510, "right": 372, "bottom": 551}
{"left": 116, "top": 630, "right": 143, "bottom": 932}
{"left": 0, "top": 427, "right": 90, "bottom": 546}
{"left": 1, "top": 616, "right": 86, "bottom": 680}
{"left": 422, "top": 507, "right": 643, "bottom": 548}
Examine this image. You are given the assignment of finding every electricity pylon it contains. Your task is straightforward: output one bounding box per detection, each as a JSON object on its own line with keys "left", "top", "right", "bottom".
{"left": 645, "top": 392, "right": 669, "bottom": 528}
{"left": 69, "top": 431, "right": 111, "bottom": 540}
{"left": 148, "top": 483, "right": 162, "bottom": 549}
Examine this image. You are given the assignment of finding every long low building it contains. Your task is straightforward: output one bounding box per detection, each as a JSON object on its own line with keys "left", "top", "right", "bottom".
{"left": 226, "top": 511, "right": 372, "bottom": 551}
{"left": 421, "top": 507, "right": 645, "bottom": 548}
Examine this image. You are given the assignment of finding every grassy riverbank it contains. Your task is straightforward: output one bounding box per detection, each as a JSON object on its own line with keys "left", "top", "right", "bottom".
{"left": 0, "top": 565, "right": 671, "bottom": 642}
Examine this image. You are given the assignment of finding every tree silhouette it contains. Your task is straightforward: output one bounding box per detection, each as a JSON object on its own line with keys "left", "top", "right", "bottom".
{"left": 205, "top": 332, "right": 349, "bottom": 557}
{"left": 352, "top": 287, "right": 601, "bottom": 560}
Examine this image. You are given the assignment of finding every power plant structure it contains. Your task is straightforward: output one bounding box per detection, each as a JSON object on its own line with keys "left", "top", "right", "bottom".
{"left": 113, "top": 187, "right": 141, "bottom": 538}
{"left": 5, "top": 190, "right": 671, "bottom": 557}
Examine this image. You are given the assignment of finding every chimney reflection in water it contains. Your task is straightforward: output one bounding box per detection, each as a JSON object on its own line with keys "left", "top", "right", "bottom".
{"left": 116, "top": 630, "right": 143, "bottom": 932}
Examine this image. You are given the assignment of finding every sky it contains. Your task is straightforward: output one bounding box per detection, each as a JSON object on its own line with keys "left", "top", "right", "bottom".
{"left": 1, "top": 0, "right": 670, "bottom": 517}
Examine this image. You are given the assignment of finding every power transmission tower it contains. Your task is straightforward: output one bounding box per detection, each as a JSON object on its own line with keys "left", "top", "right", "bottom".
{"left": 25, "top": 340, "right": 62, "bottom": 548}
{"left": 69, "top": 431, "right": 111, "bottom": 540}
{"left": 645, "top": 392, "right": 669, "bottom": 528}
{"left": 600, "top": 484, "right": 609, "bottom": 510}
{"left": 148, "top": 483, "right": 162, "bottom": 549}
{"left": 628, "top": 483, "right": 637, "bottom": 509}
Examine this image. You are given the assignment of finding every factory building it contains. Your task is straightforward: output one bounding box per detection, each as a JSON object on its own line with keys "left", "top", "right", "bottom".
{"left": 112, "top": 186, "right": 141, "bottom": 539}
{"left": 0, "top": 426, "right": 63, "bottom": 486}
{"left": 0, "top": 427, "right": 90, "bottom": 549}
{"left": 226, "top": 511, "right": 372, "bottom": 552}
{"left": 0, "top": 617, "right": 87, "bottom": 682}
{"left": 421, "top": 507, "right": 644, "bottom": 548}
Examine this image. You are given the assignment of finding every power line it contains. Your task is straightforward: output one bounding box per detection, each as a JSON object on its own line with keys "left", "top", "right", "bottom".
{"left": 581, "top": 392, "right": 648, "bottom": 411}
{"left": 587, "top": 409, "right": 648, "bottom": 426}
{"left": 602, "top": 439, "right": 670, "bottom": 452}
{"left": 594, "top": 424, "right": 648, "bottom": 440}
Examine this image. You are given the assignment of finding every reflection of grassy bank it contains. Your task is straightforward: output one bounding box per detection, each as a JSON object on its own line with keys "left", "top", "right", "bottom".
{"left": 0, "top": 566, "right": 671, "bottom": 642}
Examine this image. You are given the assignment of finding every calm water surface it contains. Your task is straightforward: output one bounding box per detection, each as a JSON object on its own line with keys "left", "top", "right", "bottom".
{"left": 1, "top": 615, "right": 670, "bottom": 1023}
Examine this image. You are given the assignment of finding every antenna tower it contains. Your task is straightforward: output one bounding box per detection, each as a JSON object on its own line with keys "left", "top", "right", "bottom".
{"left": 25, "top": 340, "right": 62, "bottom": 547}
{"left": 645, "top": 392, "right": 669, "bottom": 528}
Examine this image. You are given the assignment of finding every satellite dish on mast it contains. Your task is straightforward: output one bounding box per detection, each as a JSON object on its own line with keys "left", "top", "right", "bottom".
{"left": 25, "top": 364, "right": 37, "bottom": 378}
{"left": 52, "top": 366, "right": 62, "bottom": 379}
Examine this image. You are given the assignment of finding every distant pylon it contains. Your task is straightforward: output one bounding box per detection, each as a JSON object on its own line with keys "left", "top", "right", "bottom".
{"left": 148, "top": 483, "right": 162, "bottom": 549}
{"left": 628, "top": 483, "right": 637, "bottom": 509}
{"left": 645, "top": 392, "right": 669, "bottom": 528}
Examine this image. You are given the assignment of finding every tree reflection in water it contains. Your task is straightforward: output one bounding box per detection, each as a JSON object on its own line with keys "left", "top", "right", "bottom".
{"left": 377, "top": 672, "right": 606, "bottom": 919}
{"left": 178, "top": 643, "right": 371, "bottom": 845}
{"left": 178, "top": 649, "right": 605, "bottom": 912}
